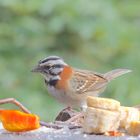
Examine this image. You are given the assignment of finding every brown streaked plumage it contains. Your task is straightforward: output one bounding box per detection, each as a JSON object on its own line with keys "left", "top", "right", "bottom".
{"left": 32, "top": 56, "right": 131, "bottom": 108}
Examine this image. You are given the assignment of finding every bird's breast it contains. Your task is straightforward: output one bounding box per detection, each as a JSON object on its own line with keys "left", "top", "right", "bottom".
{"left": 47, "top": 85, "right": 81, "bottom": 107}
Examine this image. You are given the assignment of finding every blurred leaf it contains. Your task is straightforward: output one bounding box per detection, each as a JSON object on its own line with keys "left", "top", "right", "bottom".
{"left": 0, "top": 0, "right": 139, "bottom": 121}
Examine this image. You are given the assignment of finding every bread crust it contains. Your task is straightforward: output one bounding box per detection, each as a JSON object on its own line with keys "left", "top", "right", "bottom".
{"left": 83, "top": 107, "right": 120, "bottom": 134}
{"left": 87, "top": 96, "right": 120, "bottom": 111}
{"left": 127, "top": 121, "right": 140, "bottom": 136}
{"left": 119, "top": 106, "right": 139, "bottom": 129}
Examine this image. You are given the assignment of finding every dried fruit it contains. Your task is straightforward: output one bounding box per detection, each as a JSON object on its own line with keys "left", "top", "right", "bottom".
{"left": 105, "top": 131, "right": 124, "bottom": 136}
{"left": 0, "top": 110, "right": 40, "bottom": 132}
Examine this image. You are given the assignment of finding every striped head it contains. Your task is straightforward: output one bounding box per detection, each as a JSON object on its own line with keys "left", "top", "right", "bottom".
{"left": 32, "top": 56, "right": 68, "bottom": 85}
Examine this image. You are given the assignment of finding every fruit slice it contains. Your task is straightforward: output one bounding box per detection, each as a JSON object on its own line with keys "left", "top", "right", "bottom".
{"left": 0, "top": 110, "right": 40, "bottom": 132}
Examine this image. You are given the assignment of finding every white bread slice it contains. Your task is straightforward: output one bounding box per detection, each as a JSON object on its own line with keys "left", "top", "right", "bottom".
{"left": 119, "top": 106, "right": 139, "bottom": 129}
{"left": 83, "top": 107, "right": 120, "bottom": 134}
{"left": 87, "top": 96, "right": 120, "bottom": 111}
{"left": 127, "top": 121, "right": 140, "bottom": 136}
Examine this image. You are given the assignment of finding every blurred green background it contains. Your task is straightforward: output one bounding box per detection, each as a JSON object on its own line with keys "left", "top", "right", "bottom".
{"left": 0, "top": 0, "right": 140, "bottom": 121}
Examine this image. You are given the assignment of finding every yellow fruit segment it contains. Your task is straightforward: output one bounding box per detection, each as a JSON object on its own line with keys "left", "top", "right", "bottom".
{"left": 0, "top": 110, "right": 40, "bottom": 132}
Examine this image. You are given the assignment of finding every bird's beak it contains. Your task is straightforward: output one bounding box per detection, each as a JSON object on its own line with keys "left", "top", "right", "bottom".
{"left": 31, "top": 65, "right": 43, "bottom": 73}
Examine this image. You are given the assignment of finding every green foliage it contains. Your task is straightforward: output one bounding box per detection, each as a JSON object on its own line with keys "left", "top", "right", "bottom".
{"left": 0, "top": 0, "right": 140, "bottom": 121}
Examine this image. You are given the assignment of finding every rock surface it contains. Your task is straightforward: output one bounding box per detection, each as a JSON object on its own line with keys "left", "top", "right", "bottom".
{"left": 0, "top": 123, "right": 139, "bottom": 140}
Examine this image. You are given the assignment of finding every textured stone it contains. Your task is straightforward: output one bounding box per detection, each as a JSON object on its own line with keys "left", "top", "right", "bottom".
{"left": 0, "top": 123, "right": 139, "bottom": 140}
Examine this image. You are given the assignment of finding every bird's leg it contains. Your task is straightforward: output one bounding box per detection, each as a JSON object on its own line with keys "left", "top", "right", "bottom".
{"left": 55, "top": 106, "right": 84, "bottom": 128}
{"left": 55, "top": 106, "right": 79, "bottom": 122}
{"left": 64, "top": 106, "right": 85, "bottom": 124}
{"left": 65, "top": 112, "right": 84, "bottom": 124}
{"left": 55, "top": 112, "right": 83, "bottom": 129}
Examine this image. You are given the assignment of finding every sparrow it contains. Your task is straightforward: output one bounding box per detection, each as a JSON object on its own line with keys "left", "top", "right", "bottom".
{"left": 32, "top": 56, "right": 131, "bottom": 108}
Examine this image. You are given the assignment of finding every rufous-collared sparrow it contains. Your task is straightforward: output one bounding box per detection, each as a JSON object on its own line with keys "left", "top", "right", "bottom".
{"left": 32, "top": 56, "right": 131, "bottom": 108}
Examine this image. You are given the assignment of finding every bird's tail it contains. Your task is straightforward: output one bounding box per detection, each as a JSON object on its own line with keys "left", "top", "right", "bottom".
{"left": 104, "top": 69, "right": 132, "bottom": 81}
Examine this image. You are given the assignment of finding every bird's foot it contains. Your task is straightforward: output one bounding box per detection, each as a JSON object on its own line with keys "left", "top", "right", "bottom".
{"left": 65, "top": 112, "right": 84, "bottom": 124}
{"left": 54, "top": 106, "right": 84, "bottom": 129}
{"left": 55, "top": 106, "right": 78, "bottom": 122}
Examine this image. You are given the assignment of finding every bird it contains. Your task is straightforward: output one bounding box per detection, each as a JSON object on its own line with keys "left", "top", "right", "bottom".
{"left": 32, "top": 56, "right": 131, "bottom": 109}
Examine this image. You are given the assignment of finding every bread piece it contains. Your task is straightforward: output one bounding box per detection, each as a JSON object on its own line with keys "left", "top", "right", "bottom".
{"left": 83, "top": 107, "right": 120, "bottom": 134}
{"left": 127, "top": 121, "right": 140, "bottom": 136}
{"left": 87, "top": 96, "right": 120, "bottom": 111}
{"left": 119, "top": 106, "right": 139, "bottom": 129}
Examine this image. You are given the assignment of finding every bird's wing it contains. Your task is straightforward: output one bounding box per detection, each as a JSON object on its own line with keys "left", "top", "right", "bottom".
{"left": 70, "top": 69, "right": 108, "bottom": 94}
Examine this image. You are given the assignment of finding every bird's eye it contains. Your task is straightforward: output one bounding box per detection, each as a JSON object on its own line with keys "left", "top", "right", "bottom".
{"left": 52, "top": 65, "right": 55, "bottom": 68}
{"left": 46, "top": 66, "right": 51, "bottom": 69}
{"left": 45, "top": 64, "right": 54, "bottom": 69}
{"left": 44, "top": 65, "right": 51, "bottom": 69}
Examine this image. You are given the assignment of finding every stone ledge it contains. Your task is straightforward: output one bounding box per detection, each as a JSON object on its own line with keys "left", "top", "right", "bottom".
{"left": 0, "top": 123, "right": 139, "bottom": 140}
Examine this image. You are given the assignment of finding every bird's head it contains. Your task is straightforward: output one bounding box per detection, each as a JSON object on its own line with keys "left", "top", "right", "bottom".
{"left": 31, "top": 56, "right": 68, "bottom": 83}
